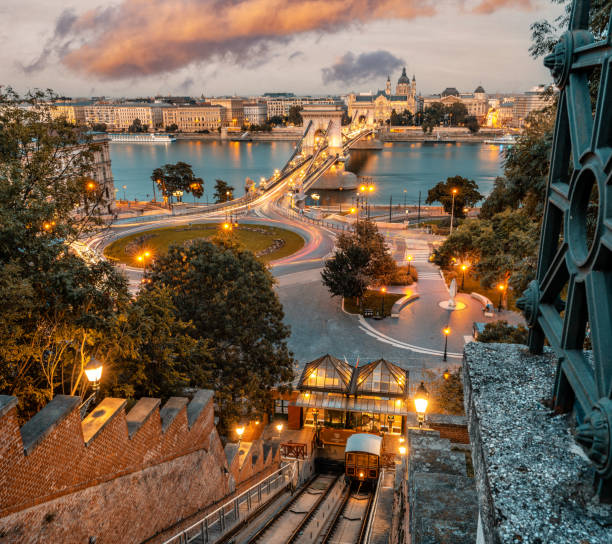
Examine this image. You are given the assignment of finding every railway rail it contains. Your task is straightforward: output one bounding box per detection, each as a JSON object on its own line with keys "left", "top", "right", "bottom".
{"left": 247, "top": 473, "right": 341, "bottom": 544}
{"left": 320, "top": 482, "right": 374, "bottom": 544}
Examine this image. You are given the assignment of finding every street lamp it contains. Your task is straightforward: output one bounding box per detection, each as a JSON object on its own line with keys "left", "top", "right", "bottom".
{"left": 460, "top": 264, "right": 468, "bottom": 290}
{"left": 84, "top": 357, "right": 104, "bottom": 397}
{"left": 497, "top": 283, "right": 506, "bottom": 312}
{"left": 414, "top": 381, "right": 429, "bottom": 429}
{"left": 450, "top": 188, "right": 458, "bottom": 235}
{"left": 236, "top": 425, "right": 245, "bottom": 446}
{"left": 399, "top": 445, "right": 407, "bottom": 455}
{"left": 380, "top": 286, "right": 387, "bottom": 316}
{"left": 407, "top": 255, "right": 413, "bottom": 275}
{"left": 276, "top": 422, "right": 283, "bottom": 439}
{"left": 442, "top": 327, "right": 451, "bottom": 362}
{"left": 443, "top": 369, "right": 451, "bottom": 381}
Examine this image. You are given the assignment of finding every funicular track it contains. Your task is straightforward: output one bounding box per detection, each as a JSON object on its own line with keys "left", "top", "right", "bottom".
{"left": 320, "top": 481, "right": 374, "bottom": 544}
{"left": 247, "top": 472, "right": 341, "bottom": 544}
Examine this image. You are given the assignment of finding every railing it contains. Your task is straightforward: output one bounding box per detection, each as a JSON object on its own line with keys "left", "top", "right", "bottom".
{"left": 273, "top": 203, "right": 354, "bottom": 234}
{"left": 280, "top": 442, "right": 307, "bottom": 459}
{"left": 363, "top": 468, "right": 385, "bottom": 544}
{"left": 162, "top": 461, "right": 298, "bottom": 544}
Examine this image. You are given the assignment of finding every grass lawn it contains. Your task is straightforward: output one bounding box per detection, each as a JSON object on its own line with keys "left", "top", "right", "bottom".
{"left": 444, "top": 271, "right": 518, "bottom": 311}
{"left": 344, "top": 290, "right": 404, "bottom": 317}
{"left": 104, "top": 223, "right": 305, "bottom": 267}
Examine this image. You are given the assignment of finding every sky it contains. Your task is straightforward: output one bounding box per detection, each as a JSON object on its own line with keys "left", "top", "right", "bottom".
{"left": 0, "top": 0, "right": 563, "bottom": 98}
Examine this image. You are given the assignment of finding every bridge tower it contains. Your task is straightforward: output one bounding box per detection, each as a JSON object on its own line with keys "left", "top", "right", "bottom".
{"left": 301, "top": 104, "right": 344, "bottom": 156}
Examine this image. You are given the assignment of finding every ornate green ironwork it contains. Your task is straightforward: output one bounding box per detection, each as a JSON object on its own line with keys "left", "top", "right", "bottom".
{"left": 517, "top": 0, "right": 612, "bottom": 500}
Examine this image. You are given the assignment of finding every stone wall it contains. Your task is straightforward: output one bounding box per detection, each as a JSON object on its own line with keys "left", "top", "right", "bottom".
{"left": 0, "top": 391, "right": 233, "bottom": 543}
{"left": 463, "top": 343, "right": 612, "bottom": 544}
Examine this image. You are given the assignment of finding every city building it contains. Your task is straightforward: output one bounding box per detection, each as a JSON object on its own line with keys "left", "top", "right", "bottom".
{"left": 161, "top": 104, "right": 224, "bottom": 131}
{"left": 263, "top": 96, "right": 338, "bottom": 119}
{"left": 243, "top": 102, "right": 268, "bottom": 125}
{"left": 421, "top": 86, "right": 489, "bottom": 123}
{"left": 48, "top": 102, "right": 89, "bottom": 125}
{"left": 287, "top": 354, "right": 410, "bottom": 434}
{"left": 81, "top": 103, "right": 165, "bottom": 131}
{"left": 512, "top": 86, "right": 553, "bottom": 126}
{"left": 346, "top": 67, "right": 418, "bottom": 125}
{"left": 209, "top": 98, "right": 245, "bottom": 127}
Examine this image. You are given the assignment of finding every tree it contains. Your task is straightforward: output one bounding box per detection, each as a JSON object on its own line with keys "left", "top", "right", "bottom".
{"left": 321, "top": 244, "right": 371, "bottom": 303}
{"left": 477, "top": 320, "right": 528, "bottom": 344}
{"left": 105, "top": 286, "right": 212, "bottom": 400}
{"left": 144, "top": 241, "right": 294, "bottom": 430}
{"left": 287, "top": 105, "right": 303, "bottom": 126}
{"left": 129, "top": 118, "right": 147, "bottom": 133}
{"left": 341, "top": 111, "right": 352, "bottom": 126}
{"left": 424, "top": 102, "right": 446, "bottom": 126}
{"left": 151, "top": 162, "right": 204, "bottom": 203}
{"left": 336, "top": 219, "right": 397, "bottom": 284}
{"left": 426, "top": 176, "right": 483, "bottom": 219}
{"left": 214, "top": 179, "right": 235, "bottom": 203}
{"left": 165, "top": 123, "right": 179, "bottom": 132}
{"left": 445, "top": 102, "right": 468, "bottom": 126}
{"left": 268, "top": 115, "right": 284, "bottom": 126}
{"left": 465, "top": 115, "right": 480, "bottom": 133}
{"left": 0, "top": 88, "right": 130, "bottom": 418}
{"left": 91, "top": 123, "right": 107, "bottom": 132}
{"left": 434, "top": 209, "right": 539, "bottom": 294}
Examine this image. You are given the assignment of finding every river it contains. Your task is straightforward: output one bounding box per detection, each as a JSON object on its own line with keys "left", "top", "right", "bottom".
{"left": 109, "top": 140, "right": 505, "bottom": 206}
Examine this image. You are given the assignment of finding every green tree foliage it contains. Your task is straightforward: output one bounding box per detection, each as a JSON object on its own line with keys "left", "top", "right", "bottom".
{"left": 268, "top": 115, "right": 285, "bottom": 126}
{"left": 214, "top": 179, "right": 235, "bottom": 202}
{"left": 434, "top": 210, "right": 539, "bottom": 293}
{"left": 426, "top": 176, "right": 483, "bottom": 219}
{"left": 91, "top": 123, "right": 107, "bottom": 132}
{"left": 105, "top": 286, "right": 212, "bottom": 400}
{"left": 477, "top": 320, "right": 529, "bottom": 344}
{"left": 445, "top": 102, "right": 468, "bottom": 125}
{"left": 427, "top": 369, "right": 464, "bottom": 415}
{"left": 389, "top": 109, "right": 414, "bottom": 126}
{"left": 481, "top": 108, "right": 555, "bottom": 220}
{"left": 287, "top": 105, "right": 303, "bottom": 126}
{"left": 465, "top": 115, "right": 480, "bottom": 133}
{"left": 321, "top": 245, "right": 370, "bottom": 302}
{"left": 165, "top": 123, "right": 179, "bottom": 132}
{"left": 128, "top": 118, "right": 148, "bottom": 133}
{"left": 336, "top": 219, "right": 398, "bottom": 284}
{"left": 0, "top": 88, "right": 130, "bottom": 417}
{"left": 143, "top": 241, "right": 294, "bottom": 429}
{"left": 151, "top": 162, "right": 204, "bottom": 202}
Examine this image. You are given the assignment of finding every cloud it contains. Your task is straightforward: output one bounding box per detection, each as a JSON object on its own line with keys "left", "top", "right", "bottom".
{"left": 321, "top": 51, "right": 405, "bottom": 85}
{"left": 177, "top": 77, "right": 194, "bottom": 93}
{"left": 51, "top": 0, "right": 437, "bottom": 79}
{"left": 289, "top": 51, "right": 304, "bottom": 61}
{"left": 469, "top": 0, "right": 536, "bottom": 14}
{"left": 27, "top": 0, "right": 537, "bottom": 79}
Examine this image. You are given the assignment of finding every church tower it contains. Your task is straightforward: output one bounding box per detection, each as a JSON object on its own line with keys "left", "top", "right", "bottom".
{"left": 396, "top": 67, "right": 410, "bottom": 96}
{"left": 385, "top": 75, "right": 391, "bottom": 95}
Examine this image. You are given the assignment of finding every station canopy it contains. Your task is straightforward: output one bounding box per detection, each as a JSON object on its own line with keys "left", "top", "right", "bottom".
{"left": 294, "top": 355, "right": 410, "bottom": 415}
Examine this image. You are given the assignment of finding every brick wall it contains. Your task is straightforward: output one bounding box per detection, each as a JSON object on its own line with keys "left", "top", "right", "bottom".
{"left": 0, "top": 391, "right": 233, "bottom": 543}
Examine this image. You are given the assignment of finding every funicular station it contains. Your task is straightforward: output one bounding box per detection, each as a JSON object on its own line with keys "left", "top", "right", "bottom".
{"left": 275, "top": 354, "right": 411, "bottom": 473}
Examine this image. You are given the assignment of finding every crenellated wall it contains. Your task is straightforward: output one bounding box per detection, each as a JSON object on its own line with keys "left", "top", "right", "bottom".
{"left": 0, "top": 390, "right": 276, "bottom": 543}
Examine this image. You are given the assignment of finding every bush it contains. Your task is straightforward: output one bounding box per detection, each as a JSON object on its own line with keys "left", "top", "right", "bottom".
{"left": 478, "top": 320, "right": 528, "bottom": 344}
{"left": 388, "top": 265, "right": 418, "bottom": 285}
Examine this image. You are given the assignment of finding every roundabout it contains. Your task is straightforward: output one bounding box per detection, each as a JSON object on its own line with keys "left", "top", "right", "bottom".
{"left": 103, "top": 222, "right": 305, "bottom": 267}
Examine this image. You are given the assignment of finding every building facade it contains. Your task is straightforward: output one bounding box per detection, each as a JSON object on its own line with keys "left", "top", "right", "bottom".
{"left": 264, "top": 96, "right": 338, "bottom": 119}
{"left": 80, "top": 103, "right": 164, "bottom": 131}
{"left": 161, "top": 105, "right": 224, "bottom": 131}
{"left": 243, "top": 102, "right": 268, "bottom": 125}
{"left": 512, "top": 86, "right": 552, "bottom": 126}
{"left": 209, "top": 98, "right": 245, "bottom": 127}
{"left": 347, "top": 67, "right": 418, "bottom": 126}
{"left": 421, "top": 86, "right": 489, "bottom": 124}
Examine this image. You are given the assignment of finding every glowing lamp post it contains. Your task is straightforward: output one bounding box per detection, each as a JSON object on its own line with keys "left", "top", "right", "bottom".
{"left": 380, "top": 286, "right": 387, "bottom": 316}
{"left": 460, "top": 264, "right": 468, "bottom": 290}
{"left": 276, "top": 422, "right": 283, "bottom": 439}
{"left": 443, "top": 369, "right": 450, "bottom": 381}
{"left": 399, "top": 445, "right": 407, "bottom": 455}
{"left": 414, "top": 381, "right": 429, "bottom": 429}
{"left": 450, "top": 188, "right": 458, "bottom": 235}
{"left": 84, "top": 357, "right": 103, "bottom": 397}
{"left": 442, "top": 327, "right": 451, "bottom": 362}
{"left": 236, "top": 425, "right": 245, "bottom": 446}
{"left": 497, "top": 283, "right": 506, "bottom": 312}
{"left": 407, "top": 254, "right": 413, "bottom": 275}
